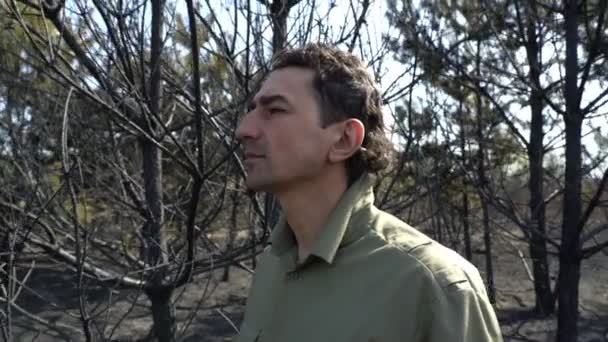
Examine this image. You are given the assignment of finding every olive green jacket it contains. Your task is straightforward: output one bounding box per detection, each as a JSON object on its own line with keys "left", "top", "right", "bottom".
{"left": 234, "top": 176, "right": 503, "bottom": 342}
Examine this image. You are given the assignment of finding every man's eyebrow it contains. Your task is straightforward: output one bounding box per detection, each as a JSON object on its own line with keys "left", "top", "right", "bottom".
{"left": 250, "top": 94, "right": 290, "bottom": 108}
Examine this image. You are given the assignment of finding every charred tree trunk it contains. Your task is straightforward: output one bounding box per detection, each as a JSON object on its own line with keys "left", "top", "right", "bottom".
{"left": 224, "top": 181, "right": 241, "bottom": 282}
{"left": 475, "top": 39, "right": 495, "bottom": 304}
{"left": 557, "top": 1, "right": 583, "bottom": 340}
{"left": 269, "top": 0, "right": 301, "bottom": 52}
{"left": 457, "top": 81, "right": 472, "bottom": 261}
{"left": 143, "top": 0, "right": 174, "bottom": 341}
{"left": 147, "top": 288, "right": 176, "bottom": 342}
{"left": 523, "top": 0, "right": 554, "bottom": 315}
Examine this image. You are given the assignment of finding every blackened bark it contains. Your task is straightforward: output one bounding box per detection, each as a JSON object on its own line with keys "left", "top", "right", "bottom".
{"left": 269, "top": 0, "right": 301, "bottom": 52}
{"left": 144, "top": 1, "right": 174, "bottom": 341}
{"left": 557, "top": 1, "right": 583, "bottom": 341}
{"left": 524, "top": 0, "right": 554, "bottom": 315}
{"left": 475, "top": 39, "right": 495, "bottom": 304}
{"left": 458, "top": 91, "right": 472, "bottom": 261}
{"left": 148, "top": 288, "right": 176, "bottom": 342}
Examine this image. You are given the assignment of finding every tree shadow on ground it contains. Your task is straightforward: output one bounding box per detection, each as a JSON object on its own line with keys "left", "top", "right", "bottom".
{"left": 10, "top": 264, "right": 138, "bottom": 341}
{"left": 15, "top": 264, "right": 112, "bottom": 315}
{"left": 179, "top": 305, "right": 244, "bottom": 342}
{"left": 499, "top": 307, "right": 608, "bottom": 342}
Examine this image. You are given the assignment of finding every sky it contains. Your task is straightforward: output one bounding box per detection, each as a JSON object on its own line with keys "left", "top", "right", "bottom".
{"left": 74, "top": 0, "right": 608, "bottom": 175}
{"left": 194, "top": 0, "right": 607, "bottom": 174}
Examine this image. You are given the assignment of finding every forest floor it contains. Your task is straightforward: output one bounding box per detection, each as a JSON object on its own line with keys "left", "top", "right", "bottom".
{"left": 9, "top": 226, "right": 608, "bottom": 342}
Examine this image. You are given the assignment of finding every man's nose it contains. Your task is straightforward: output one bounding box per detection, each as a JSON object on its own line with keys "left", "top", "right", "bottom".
{"left": 236, "top": 111, "right": 259, "bottom": 141}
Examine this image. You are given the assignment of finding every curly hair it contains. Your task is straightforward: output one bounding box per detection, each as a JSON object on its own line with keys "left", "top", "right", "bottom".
{"left": 270, "top": 43, "right": 393, "bottom": 185}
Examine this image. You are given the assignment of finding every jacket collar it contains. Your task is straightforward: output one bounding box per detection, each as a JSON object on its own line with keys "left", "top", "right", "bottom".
{"left": 270, "top": 174, "right": 376, "bottom": 264}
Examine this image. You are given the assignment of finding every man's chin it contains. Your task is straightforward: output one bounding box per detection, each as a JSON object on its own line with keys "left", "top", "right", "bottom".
{"left": 245, "top": 177, "right": 272, "bottom": 193}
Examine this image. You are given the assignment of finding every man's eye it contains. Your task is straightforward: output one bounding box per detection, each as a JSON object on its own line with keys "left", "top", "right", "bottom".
{"left": 268, "top": 108, "right": 285, "bottom": 114}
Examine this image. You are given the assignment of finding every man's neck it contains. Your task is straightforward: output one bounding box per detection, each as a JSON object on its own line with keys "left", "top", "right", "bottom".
{"left": 277, "top": 169, "right": 348, "bottom": 263}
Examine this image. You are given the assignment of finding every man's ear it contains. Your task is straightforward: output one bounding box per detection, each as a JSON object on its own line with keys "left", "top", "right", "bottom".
{"left": 328, "top": 118, "right": 365, "bottom": 163}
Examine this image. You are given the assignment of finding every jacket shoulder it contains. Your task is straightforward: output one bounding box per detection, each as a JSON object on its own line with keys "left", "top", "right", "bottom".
{"left": 372, "top": 208, "right": 488, "bottom": 296}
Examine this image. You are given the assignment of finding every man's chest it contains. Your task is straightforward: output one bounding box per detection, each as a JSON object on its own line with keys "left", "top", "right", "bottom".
{"left": 237, "top": 254, "right": 427, "bottom": 342}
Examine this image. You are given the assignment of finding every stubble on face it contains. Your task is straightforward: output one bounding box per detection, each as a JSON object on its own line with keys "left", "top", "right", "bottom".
{"left": 242, "top": 147, "right": 269, "bottom": 191}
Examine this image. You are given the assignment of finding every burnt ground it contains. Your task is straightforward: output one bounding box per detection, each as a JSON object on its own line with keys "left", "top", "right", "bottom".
{"left": 8, "top": 228, "right": 608, "bottom": 342}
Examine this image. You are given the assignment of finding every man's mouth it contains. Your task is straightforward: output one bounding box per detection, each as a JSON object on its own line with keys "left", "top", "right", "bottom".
{"left": 244, "top": 153, "right": 264, "bottom": 160}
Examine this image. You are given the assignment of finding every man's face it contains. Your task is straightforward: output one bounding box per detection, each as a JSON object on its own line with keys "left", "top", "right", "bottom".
{"left": 236, "top": 67, "right": 336, "bottom": 193}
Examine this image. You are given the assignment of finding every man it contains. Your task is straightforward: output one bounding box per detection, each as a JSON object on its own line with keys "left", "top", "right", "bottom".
{"left": 234, "top": 44, "right": 503, "bottom": 342}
